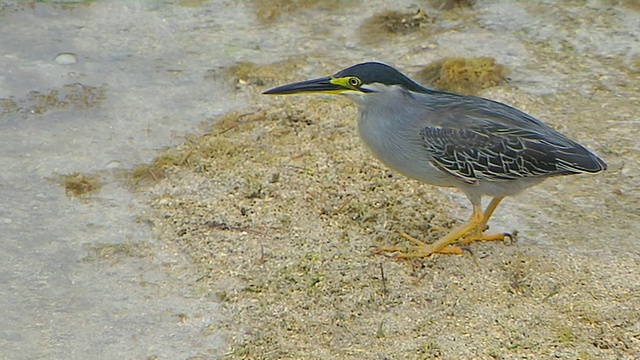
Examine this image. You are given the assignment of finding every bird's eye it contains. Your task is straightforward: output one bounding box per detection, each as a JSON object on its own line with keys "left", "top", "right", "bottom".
{"left": 348, "top": 77, "right": 361, "bottom": 87}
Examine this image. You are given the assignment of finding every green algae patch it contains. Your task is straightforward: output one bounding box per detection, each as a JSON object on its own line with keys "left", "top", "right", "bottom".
{"left": 1, "top": 83, "right": 107, "bottom": 116}
{"left": 129, "top": 148, "right": 191, "bottom": 187}
{"left": 252, "top": 0, "right": 355, "bottom": 25}
{"left": 224, "top": 57, "right": 309, "bottom": 88}
{"left": 427, "top": 0, "right": 476, "bottom": 10}
{"left": 359, "top": 9, "right": 438, "bottom": 44}
{"left": 416, "top": 57, "right": 507, "bottom": 95}
{"left": 58, "top": 172, "right": 102, "bottom": 197}
{"left": 82, "top": 242, "right": 151, "bottom": 264}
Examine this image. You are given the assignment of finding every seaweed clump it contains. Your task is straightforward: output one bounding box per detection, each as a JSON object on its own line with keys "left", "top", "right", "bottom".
{"left": 60, "top": 172, "right": 102, "bottom": 197}
{"left": 359, "top": 9, "right": 435, "bottom": 44}
{"left": 427, "top": 0, "right": 475, "bottom": 11}
{"left": 416, "top": 57, "right": 507, "bottom": 95}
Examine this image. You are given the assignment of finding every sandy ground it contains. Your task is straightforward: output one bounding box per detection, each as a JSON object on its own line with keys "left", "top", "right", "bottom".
{"left": 131, "top": 1, "right": 640, "bottom": 359}
{"left": 137, "top": 95, "right": 637, "bottom": 359}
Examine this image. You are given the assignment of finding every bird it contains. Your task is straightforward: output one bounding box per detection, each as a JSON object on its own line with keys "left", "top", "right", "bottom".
{"left": 263, "top": 62, "right": 607, "bottom": 257}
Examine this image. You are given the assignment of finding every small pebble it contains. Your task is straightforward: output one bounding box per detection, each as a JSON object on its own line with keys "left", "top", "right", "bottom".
{"left": 55, "top": 52, "right": 78, "bottom": 65}
{"left": 105, "top": 160, "right": 122, "bottom": 169}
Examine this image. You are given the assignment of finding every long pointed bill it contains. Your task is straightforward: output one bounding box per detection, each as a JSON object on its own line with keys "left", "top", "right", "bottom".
{"left": 263, "top": 76, "right": 345, "bottom": 95}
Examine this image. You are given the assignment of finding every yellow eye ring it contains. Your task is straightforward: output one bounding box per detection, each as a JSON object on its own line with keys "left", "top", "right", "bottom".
{"left": 348, "top": 77, "right": 361, "bottom": 87}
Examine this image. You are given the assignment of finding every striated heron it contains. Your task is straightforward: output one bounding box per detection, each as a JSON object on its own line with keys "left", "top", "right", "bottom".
{"left": 264, "top": 62, "right": 607, "bottom": 257}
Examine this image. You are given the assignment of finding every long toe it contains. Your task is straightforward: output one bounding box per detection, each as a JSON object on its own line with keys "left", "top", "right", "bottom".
{"left": 460, "top": 231, "right": 511, "bottom": 245}
{"left": 374, "top": 222, "right": 477, "bottom": 258}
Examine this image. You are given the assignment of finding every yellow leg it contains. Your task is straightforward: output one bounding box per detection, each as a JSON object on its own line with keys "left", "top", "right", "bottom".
{"left": 460, "top": 196, "right": 508, "bottom": 245}
{"left": 480, "top": 196, "right": 505, "bottom": 233}
{"left": 376, "top": 196, "right": 509, "bottom": 258}
{"left": 376, "top": 204, "right": 484, "bottom": 258}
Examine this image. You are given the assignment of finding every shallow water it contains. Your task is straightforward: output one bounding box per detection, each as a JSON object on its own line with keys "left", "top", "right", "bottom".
{"left": 1, "top": 0, "right": 638, "bottom": 358}
{"left": 0, "top": 1, "right": 248, "bottom": 358}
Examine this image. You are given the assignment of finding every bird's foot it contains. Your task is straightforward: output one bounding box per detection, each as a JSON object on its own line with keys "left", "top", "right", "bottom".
{"left": 374, "top": 197, "right": 514, "bottom": 259}
{"left": 374, "top": 232, "right": 465, "bottom": 258}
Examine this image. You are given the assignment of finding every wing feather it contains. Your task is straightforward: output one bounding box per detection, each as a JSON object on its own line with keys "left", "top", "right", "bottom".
{"left": 421, "top": 125, "right": 579, "bottom": 183}
{"left": 410, "top": 92, "right": 607, "bottom": 183}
